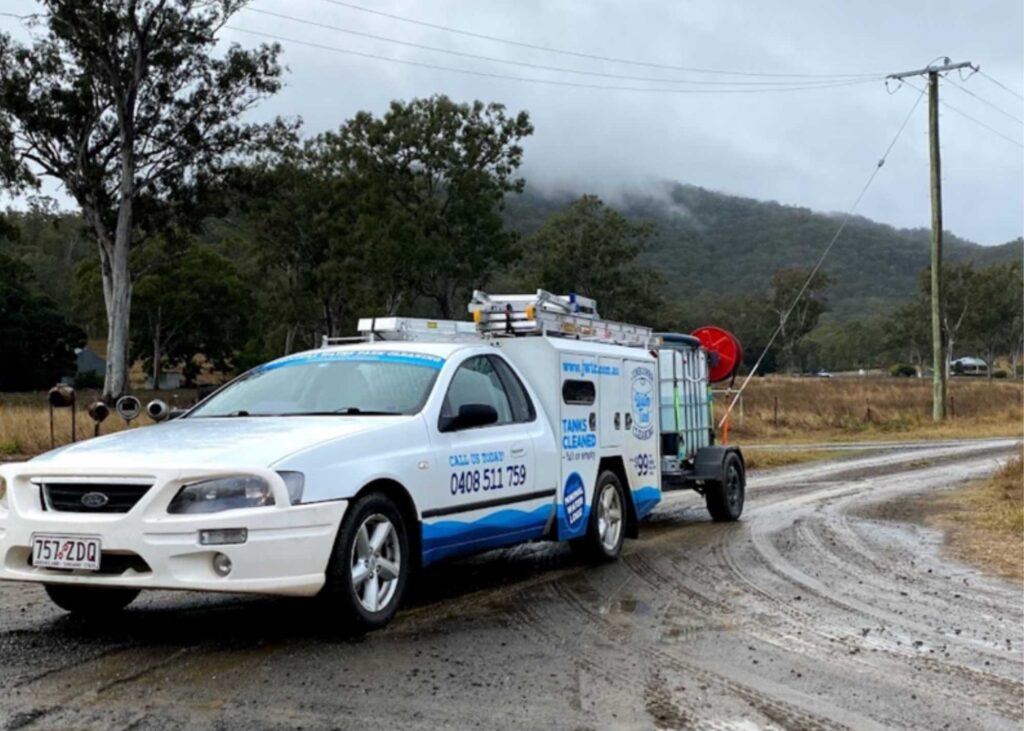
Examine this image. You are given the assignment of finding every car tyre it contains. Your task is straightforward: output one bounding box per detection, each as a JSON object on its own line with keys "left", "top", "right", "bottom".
{"left": 570, "top": 470, "right": 627, "bottom": 563}
{"left": 321, "top": 492, "right": 410, "bottom": 632}
{"left": 44, "top": 584, "right": 140, "bottom": 615}
{"left": 705, "top": 452, "right": 745, "bottom": 522}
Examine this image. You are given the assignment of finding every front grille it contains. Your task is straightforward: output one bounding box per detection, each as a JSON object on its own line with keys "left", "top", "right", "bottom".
{"left": 41, "top": 482, "right": 153, "bottom": 513}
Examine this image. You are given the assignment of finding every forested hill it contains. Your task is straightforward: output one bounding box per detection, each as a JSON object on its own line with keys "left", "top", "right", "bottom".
{"left": 504, "top": 182, "right": 1022, "bottom": 320}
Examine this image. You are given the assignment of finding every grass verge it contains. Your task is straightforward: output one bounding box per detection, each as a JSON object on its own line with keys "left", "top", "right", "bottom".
{"left": 928, "top": 452, "right": 1024, "bottom": 583}
{"left": 743, "top": 449, "right": 848, "bottom": 470}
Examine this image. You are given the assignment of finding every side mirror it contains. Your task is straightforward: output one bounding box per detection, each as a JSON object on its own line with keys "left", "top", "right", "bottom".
{"left": 440, "top": 403, "right": 499, "bottom": 432}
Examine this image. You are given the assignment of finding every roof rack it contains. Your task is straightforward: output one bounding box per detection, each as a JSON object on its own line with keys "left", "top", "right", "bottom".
{"left": 469, "top": 289, "right": 652, "bottom": 347}
{"left": 348, "top": 316, "right": 481, "bottom": 344}
{"left": 321, "top": 291, "right": 653, "bottom": 348}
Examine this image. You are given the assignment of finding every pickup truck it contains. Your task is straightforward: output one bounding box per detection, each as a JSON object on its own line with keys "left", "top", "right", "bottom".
{"left": 0, "top": 297, "right": 745, "bottom": 631}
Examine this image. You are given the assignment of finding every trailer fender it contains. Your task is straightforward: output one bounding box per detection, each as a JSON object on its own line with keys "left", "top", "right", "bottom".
{"left": 691, "top": 445, "right": 745, "bottom": 483}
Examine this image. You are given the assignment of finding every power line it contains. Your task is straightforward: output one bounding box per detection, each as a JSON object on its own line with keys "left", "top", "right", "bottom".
{"left": 227, "top": 26, "right": 879, "bottom": 95}
{"left": 243, "top": 6, "right": 884, "bottom": 88}
{"left": 309, "top": 0, "right": 881, "bottom": 80}
{"left": 946, "top": 77, "right": 1024, "bottom": 126}
{"left": 904, "top": 80, "right": 1023, "bottom": 148}
{"left": 978, "top": 69, "right": 1024, "bottom": 102}
{"left": 719, "top": 86, "right": 927, "bottom": 429}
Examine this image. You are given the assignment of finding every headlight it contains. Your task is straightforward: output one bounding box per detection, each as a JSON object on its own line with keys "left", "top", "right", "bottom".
{"left": 168, "top": 476, "right": 275, "bottom": 514}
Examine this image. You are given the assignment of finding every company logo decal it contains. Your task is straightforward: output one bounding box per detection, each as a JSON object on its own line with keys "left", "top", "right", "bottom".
{"left": 563, "top": 472, "right": 586, "bottom": 529}
{"left": 630, "top": 366, "right": 655, "bottom": 441}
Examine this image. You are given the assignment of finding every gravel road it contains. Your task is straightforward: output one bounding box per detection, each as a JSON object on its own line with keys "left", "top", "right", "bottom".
{"left": 1, "top": 438, "right": 1021, "bottom": 730}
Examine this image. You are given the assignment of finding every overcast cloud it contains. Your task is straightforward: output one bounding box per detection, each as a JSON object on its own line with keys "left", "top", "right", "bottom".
{"left": 3, "top": 0, "right": 1022, "bottom": 244}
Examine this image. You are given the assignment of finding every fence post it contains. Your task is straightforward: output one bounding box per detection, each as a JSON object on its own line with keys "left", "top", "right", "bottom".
{"left": 950, "top": 394, "right": 955, "bottom": 419}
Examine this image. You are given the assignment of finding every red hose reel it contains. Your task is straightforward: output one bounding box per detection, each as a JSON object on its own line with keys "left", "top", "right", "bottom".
{"left": 691, "top": 326, "right": 743, "bottom": 384}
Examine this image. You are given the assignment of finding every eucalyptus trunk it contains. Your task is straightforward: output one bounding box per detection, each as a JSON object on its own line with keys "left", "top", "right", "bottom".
{"left": 101, "top": 151, "right": 136, "bottom": 401}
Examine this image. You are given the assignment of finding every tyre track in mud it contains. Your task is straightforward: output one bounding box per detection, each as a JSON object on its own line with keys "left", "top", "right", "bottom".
{"left": 627, "top": 537, "right": 1022, "bottom": 723}
{"left": 0, "top": 438, "right": 1020, "bottom": 730}
{"left": 708, "top": 452, "right": 1023, "bottom": 724}
{"left": 744, "top": 459, "right": 1019, "bottom": 663}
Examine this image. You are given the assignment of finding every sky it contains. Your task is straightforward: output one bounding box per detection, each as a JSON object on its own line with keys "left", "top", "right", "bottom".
{"left": 2, "top": 0, "right": 1022, "bottom": 245}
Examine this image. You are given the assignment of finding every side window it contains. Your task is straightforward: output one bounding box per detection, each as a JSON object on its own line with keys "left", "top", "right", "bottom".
{"left": 490, "top": 356, "right": 536, "bottom": 423}
{"left": 441, "top": 356, "right": 514, "bottom": 428}
{"left": 562, "top": 379, "right": 596, "bottom": 405}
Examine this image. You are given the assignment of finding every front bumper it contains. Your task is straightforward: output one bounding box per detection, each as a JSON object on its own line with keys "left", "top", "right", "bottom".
{"left": 0, "top": 464, "right": 347, "bottom": 597}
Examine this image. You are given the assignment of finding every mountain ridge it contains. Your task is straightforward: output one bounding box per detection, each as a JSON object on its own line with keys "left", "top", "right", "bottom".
{"left": 504, "top": 181, "right": 1021, "bottom": 320}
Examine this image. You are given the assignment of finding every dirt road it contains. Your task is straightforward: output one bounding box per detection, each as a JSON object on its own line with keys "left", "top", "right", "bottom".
{"left": 1, "top": 438, "right": 1021, "bottom": 730}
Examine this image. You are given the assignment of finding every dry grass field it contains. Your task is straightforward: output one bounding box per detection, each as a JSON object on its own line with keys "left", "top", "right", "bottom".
{"left": 717, "top": 376, "right": 1023, "bottom": 444}
{"left": 0, "top": 389, "right": 198, "bottom": 458}
{"left": 0, "top": 376, "right": 1021, "bottom": 460}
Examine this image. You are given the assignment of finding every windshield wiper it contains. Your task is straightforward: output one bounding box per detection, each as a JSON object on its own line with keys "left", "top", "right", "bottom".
{"left": 284, "top": 407, "right": 402, "bottom": 416}
{"left": 190, "top": 410, "right": 266, "bottom": 418}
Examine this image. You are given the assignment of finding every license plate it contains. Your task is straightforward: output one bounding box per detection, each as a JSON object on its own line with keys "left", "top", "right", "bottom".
{"left": 31, "top": 534, "right": 101, "bottom": 571}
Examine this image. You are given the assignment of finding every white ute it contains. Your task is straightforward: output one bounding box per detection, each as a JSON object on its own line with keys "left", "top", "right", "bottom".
{"left": 0, "top": 291, "right": 745, "bottom": 630}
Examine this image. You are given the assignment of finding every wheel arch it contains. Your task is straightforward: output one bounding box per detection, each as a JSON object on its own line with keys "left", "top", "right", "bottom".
{"left": 598, "top": 456, "right": 639, "bottom": 539}
{"left": 355, "top": 478, "right": 422, "bottom": 573}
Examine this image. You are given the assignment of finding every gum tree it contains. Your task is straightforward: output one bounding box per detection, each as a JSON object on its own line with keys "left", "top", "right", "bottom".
{"left": 332, "top": 96, "right": 533, "bottom": 318}
{"left": 0, "top": 1, "right": 284, "bottom": 399}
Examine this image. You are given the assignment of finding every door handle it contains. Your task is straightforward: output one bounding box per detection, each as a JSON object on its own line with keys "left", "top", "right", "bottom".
{"left": 511, "top": 446, "right": 527, "bottom": 458}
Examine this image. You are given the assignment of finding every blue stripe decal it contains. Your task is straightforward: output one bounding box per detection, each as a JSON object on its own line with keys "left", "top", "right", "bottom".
{"left": 632, "top": 485, "right": 661, "bottom": 520}
{"left": 260, "top": 350, "right": 444, "bottom": 372}
{"left": 422, "top": 504, "right": 552, "bottom": 565}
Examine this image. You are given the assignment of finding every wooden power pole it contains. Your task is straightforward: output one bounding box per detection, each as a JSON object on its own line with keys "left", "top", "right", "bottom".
{"left": 887, "top": 58, "right": 975, "bottom": 421}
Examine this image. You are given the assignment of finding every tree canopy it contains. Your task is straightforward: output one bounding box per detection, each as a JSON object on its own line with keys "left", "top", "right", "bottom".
{"left": 331, "top": 96, "right": 533, "bottom": 317}
{"left": 518, "top": 194, "right": 665, "bottom": 323}
{"left": 0, "top": 0, "right": 286, "bottom": 400}
{"left": 0, "top": 251, "right": 84, "bottom": 391}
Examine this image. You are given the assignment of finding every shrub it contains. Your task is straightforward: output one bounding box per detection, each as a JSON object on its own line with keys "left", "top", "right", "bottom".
{"left": 890, "top": 364, "right": 918, "bottom": 378}
{"left": 993, "top": 369, "right": 1009, "bottom": 379}
{"left": 73, "top": 371, "right": 104, "bottom": 389}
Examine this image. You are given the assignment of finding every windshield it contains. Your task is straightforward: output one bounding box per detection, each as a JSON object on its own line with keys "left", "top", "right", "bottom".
{"left": 189, "top": 350, "right": 444, "bottom": 417}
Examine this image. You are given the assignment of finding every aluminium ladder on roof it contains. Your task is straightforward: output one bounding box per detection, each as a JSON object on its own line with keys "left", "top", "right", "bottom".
{"left": 468, "top": 289, "right": 653, "bottom": 348}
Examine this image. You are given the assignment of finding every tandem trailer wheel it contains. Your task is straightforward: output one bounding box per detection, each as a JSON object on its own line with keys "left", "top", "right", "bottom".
{"left": 705, "top": 451, "right": 745, "bottom": 522}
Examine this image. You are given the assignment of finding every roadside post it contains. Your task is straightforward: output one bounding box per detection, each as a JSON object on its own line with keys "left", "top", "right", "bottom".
{"left": 46, "top": 385, "right": 76, "bottom": 448}
{"left": 86, "top": 401, "right": 110, "bottom": 437}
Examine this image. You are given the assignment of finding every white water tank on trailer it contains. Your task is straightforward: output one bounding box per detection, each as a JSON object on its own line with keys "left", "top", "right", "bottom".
{"left": 656, "top": 335, "right": 712, "bottom": 461}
